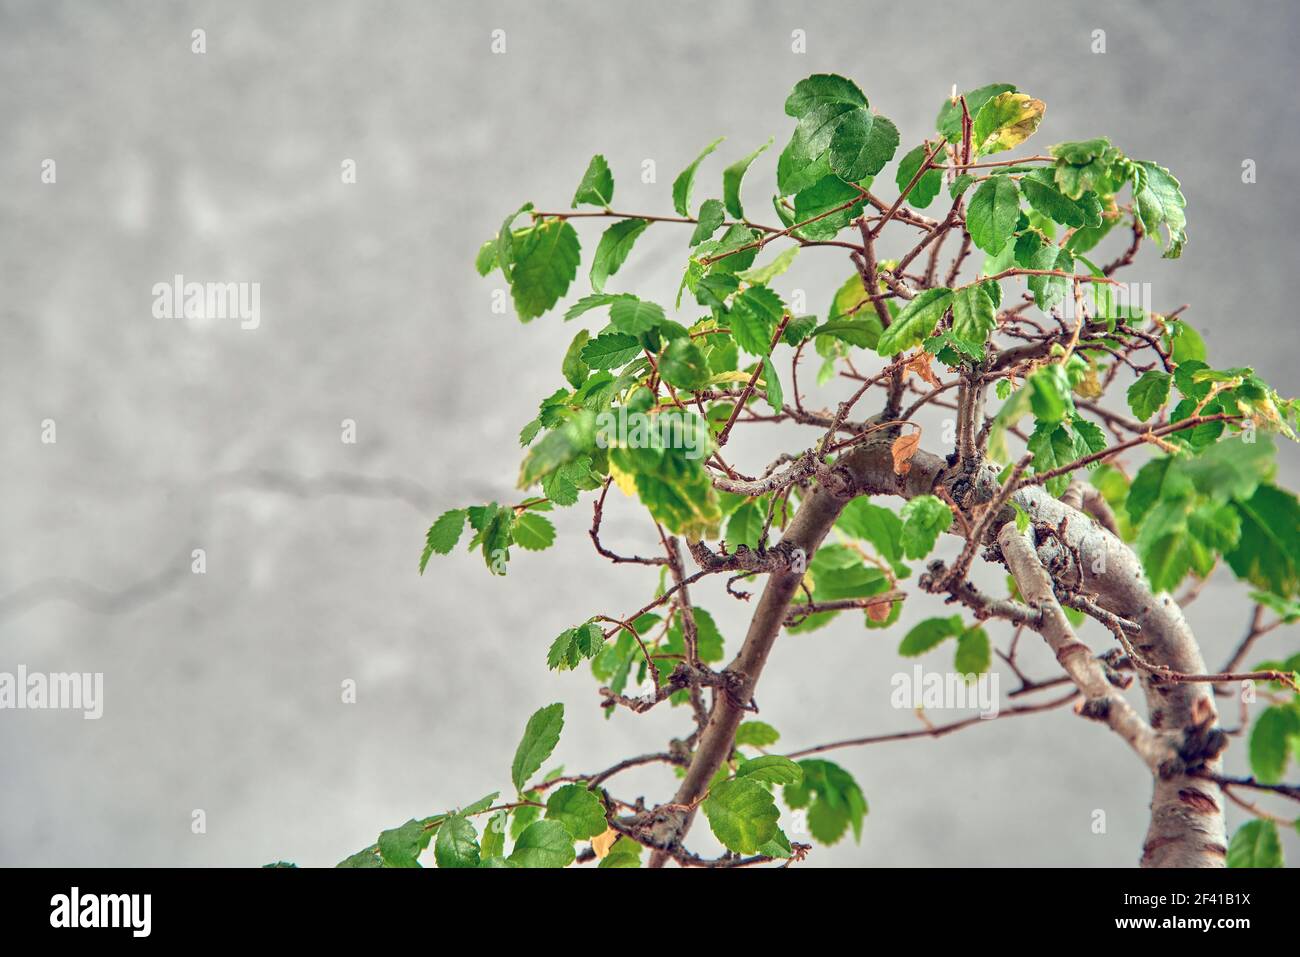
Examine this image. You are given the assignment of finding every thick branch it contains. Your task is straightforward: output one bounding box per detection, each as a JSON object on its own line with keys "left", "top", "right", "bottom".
{"left": 817, "top": 437, "right": 1229, "bottom": 866}
{"left": 997, "top": 524, "right": 1172, "bottom": 769}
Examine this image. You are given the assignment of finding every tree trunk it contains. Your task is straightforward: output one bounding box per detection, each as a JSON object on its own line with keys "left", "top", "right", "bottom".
{"left": 651, "top": 438, "right": 1226, "bottom": 867}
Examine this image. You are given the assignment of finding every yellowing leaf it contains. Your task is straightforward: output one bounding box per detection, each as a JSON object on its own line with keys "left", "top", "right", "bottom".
{"left": 1075, "top": 361, "right": 1104, "bottom": 399}
{"left": 972, "top": 93, "right": 1045, "bottom": 156}
{"left": 609, "top": 459, "right": 638, "bottom": 497}
{"left": 591, "top": 827, "right": 618, "bottom": 859}
{"left": 707, "top": 371, "right": 753, "bottom": 385}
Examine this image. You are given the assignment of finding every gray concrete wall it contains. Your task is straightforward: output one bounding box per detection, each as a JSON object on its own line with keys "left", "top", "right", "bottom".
{"left": 1, "top": 0, "right": 1296, "bottom": 866}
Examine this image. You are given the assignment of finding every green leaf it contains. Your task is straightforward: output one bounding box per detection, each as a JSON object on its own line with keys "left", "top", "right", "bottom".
{"left": 420, "top": 509, "right": 468, "bottom": 573}
{"left": 673, "top": 137, "right": 724, "bottom": 217}
{"left": 785, "top": 74, "right": 868, "bottom": 117}
{"left": 726, "top": 501, "right": 765, "bottom": 549}
{"left": 1064, "top": 216, "right": 1117, "bottom": 255}
{"left": 1026, "top": 363, "right": 1073, "bottom": 424}
{"left": 723, "top": 140, "right": 772, "bottom": 219}
{"left": 1073, "top": 417, "right": 1108, "bottom": 459}
{"left": 509, "top": 801, "right": 540, "bottom": 842}
{"left": 510, "top": 219, "right": 581, "bottom": 320}
{"left": 787, "top": 759, "right": 868, "bottom": 844}
{"left": 762, "top": 356, "right": 784, "bottom": 413}
{"left": 378, "top": 819, "right": 434, "bottom": 868}
{"left": 508, "top": 819, "right": 576, "bottom": 868}
{"left": 1135, "top": 507, "right": 1199, "bottom": 593}
{"left": 537, "top": 452, "right": 601, "bottom": 506}
{"left": 1170, "top": 322, "right": 1207, "bottom": 364}
{"left": 735, "top": 720, "right": 781, "bottom": 748}
{"left": 811, "top": 563, "right": 888, "bottom": 601}
{"left": 628, "top": 466, "right": 722, "bottom": 540}
{"left": 561, "top": 329, "right": 591, "bottom": 388}
{"left": 837, "top": 499, "right": 907, "bottom": 575}
{"left": 971, "top": 92, "right": 1045, "bottom": 156}
{"left": 967, "top": 176, "right": 1021, "bottom": 255}
{"left": 686, "top": 204, "right": 728, "bottom": 252}
{"left": 772, "top": 194, "right": 796, "bottom": 228}
{"left": 1028, "top": 420, "right": 1101, "bottom": 497}
{"left": 495, "top": 202, "right": 533, "bottom": 282}
{"left": 736, "top": 245, "right": 800, "bottom": 284}
{"left": 545, "top": 784, "right": 608, "bottom": 840}
{"left": 1020, "top": 170, "right": 1102, "bottom": 228}
{"left": 433, "top": 814, "right": 480, "bottom": 869}
{"left": 830, "top": 111, "right": 899, "bottom": 182}
{"left": 1133, "top": 161, "right": 1187, "bottom": 258}
{"left": 572, "top": 154, "right": 614, "bottom": 208}
{"left": 757, "top": 829, "right": 794, "bottom": 859}
{"left": 598, "top": 836, "right": 643, "bottom": 868}
{"left": 950, "top": 283, "right": 997, "bottom": 356}
{"left": 937, "top": 83, "right": 1016, "bottom": 140}
{"left": 1127, "top": 370, "right": 1172, "bottom": 423}
{"left": 609, "top": 296, "right": 666, "bottom": 335}
{"left": 511, "top": 703, "right": 564, "bottom": 792}
{"left": 1013, "top": 500, "right": 1030, "bottom": 532}
{"left": 895, "top": 143, "right": 943, "bottom": 208}
{"left": 658, "top": 338, "right": 712, "bottom": 390}
{"left": 1249, "top": 706, "right": 1299, "bottom": 784}
{"left": 466, "top": 502, "right": 515, "bottom": 574}
{"left": 954, "top": 626, "right": 991, "bottom": 675}
{"left": 1181, "top": 435, "right": 1275, "bottom": 502}
{"left": 479, "top": 811, "right": 506, "bottom": 860}
{"left": 701, "top": 222, "right": 760, "bottom": 274}
{"left": 736, "top": 755, "right": 804, "bottom": 786}
{"left": 777, "top": 102, "right": 855, "bottom": 196}
{"left": 827, "top": 272, "right": 876, "bottom": 323}
{"left": 899, "top": 494, "right": 954, "bottom": 558}
{"left": 455, "top": 792, "right": 500, "bottom": 817}
{"left": 511, "top": 512, "right": 556, "bottom": 551}
{"left": 563, "top": 292, "right": 632, "bottom": 322}
{"left": 792, "top": 174, "right": 867, "bottom": 241}
{"left": 898, "top": 615, "right": 964, "bottom": 656}
{"left": 580, "top": 331, "right": 640, "bottom": 370}
{"left": 1050, "top": 137, "right": 1120, "bottom": 197}
{"left": 547, "top": 622, "right": 605, "bottom": 671}
{"left": 877, "top": 288, "right": 953, "bottom": 357}
{"left": 475, "top": 239, "right": 500, "bottom": 276}
{"left": 663, "top": 606, "right": 725, "bottom": 663}
{"left": 689, "top": 199, "right": 726, "bottom": 247}
{"left": 730, "top": 284, "right": 784, "bottom": 355}
{"left": 1126, "top": 456, "right": 1192, "bottom": 524}
{"left": 1019, "top": 228, "right": 1071, "bottom": 310}
{"left": 814, "top": 318, "right": 881, "bottom": 350}
{"left": 1252, "top": 591, "right": 1300, "bottom": 623}
{"left": 337, "top": 847, "right": 383, "bottom": 868}
{"left": 702, "top": 778, "right": 780, "bottom": 854}
{"left": 1227, "top": 820, "right": 1284, "bottom": 868}
{"left": 590, "top": 218, "right": 649, "bottom": 292}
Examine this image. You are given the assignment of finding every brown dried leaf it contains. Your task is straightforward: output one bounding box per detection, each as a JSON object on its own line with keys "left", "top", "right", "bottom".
{"left": 866, "top": 600, "right": 893, "bottom": 623}
{"left": 902, "top": 351, "right": 941, "bottom": 388}
{"left": 891, "top": 431, "right": 922, "bottom": 476}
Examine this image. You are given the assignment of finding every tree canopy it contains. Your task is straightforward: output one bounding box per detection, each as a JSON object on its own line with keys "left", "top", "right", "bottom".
{"left": 328, "top": 75, "right": 1299, "bottom": 870}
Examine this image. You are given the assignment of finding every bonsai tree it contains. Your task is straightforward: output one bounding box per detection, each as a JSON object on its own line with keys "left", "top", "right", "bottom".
{"left": 338, "top": 76, "right": 1300, "bottom": 869}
